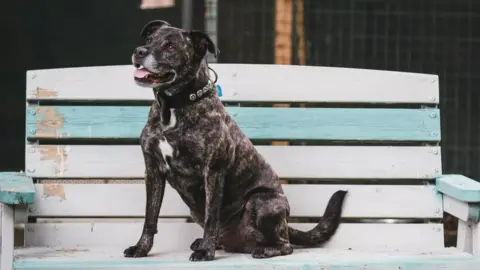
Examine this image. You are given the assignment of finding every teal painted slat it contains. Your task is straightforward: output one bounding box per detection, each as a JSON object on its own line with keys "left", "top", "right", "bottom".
{"left": 436, "top": 174, "right": 480, "bottom": 202}
{"left": 0, "top": 172, "right": 35, "bottom": 204}
{"left": 12, "top": 255, "right": 480, "bottom": 269}
{"left": 26, "top": 106, "right": 441, "bottom": 141}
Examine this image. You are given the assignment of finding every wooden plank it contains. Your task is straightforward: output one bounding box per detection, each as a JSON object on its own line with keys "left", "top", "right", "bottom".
{"left": 436, "top": 175, "right": 480, "bottom": 202}
{"left": 25, "top": 145, "right": 442, "bottom": 179}
{"left": 26, "top": 64, "right": 440, "bottom": 104}
{"left": 14, "top": 247, "right": 476, "bottom": 270}
{"left": 30, "top": 184, "right": 442, "bottom": 218}
{"left": 275, "top": 0, "right": 293, "bottom": 65}
{"left": 26, "top": 106, "right": 441, "bottom": 141}
{"left": 295, "top": 0, "right": 305, "bottom": 65}
{"left": 0, "top": 172, "right": 35, "bottom": 205}
{"left": 23, "top": 223, "right": 444, "bottom": 251}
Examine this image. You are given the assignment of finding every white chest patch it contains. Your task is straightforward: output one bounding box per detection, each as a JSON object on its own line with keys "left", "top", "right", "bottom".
{"left": 161, "top": 108, "right": 177, "bottom": 130}
{"left": 158, "top": 137, "right": 174, "bottom": 169}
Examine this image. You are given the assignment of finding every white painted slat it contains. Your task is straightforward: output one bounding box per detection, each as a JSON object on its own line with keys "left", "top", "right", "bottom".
{"left": 25, "top": 145, "right": 442, "bottom": 179}
{"left": 14, "top": 247, "right": 474, "bottom": 270}
{"left": 31, "top": 184, "right": 442, "bottom": 218}
{"left": 24, "top": 223, "right": 444, "bottom": 251}
{"left": 26, "top": 64, "right": 439, "bottom": 103}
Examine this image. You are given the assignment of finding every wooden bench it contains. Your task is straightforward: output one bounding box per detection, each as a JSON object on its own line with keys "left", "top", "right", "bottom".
{"left": 1, "top": 64, "right": 480, "bottom": 269}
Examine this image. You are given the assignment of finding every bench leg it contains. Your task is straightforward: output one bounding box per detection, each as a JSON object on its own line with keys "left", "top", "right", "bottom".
{"left": 457, "top": 219, "right": 480, "bottom": 256}
{"left": 1, "top": 203, "right": 14, "bottom": 270}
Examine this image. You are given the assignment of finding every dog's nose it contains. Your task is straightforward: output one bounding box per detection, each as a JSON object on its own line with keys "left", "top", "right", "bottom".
{"left": 134, "top": 47, "right": 148, "bottom": 57}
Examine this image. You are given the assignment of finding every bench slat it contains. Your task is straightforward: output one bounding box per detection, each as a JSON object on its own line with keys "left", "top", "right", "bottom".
{"left": 27, "top": 106, "right": 441, "bottom": 141}
{"left": 15, "top": 247, "right": 477, "bottom": 269}
{"left": 26, "top": 64, "right": 439, "bottom": 104}
{"left": 14, "top": 247, "right": 475, "bottom": 270}
{"left": 24, "top": 223, "right": 444, "bottom": 251}
{"left": 25, "top": 145, "right": 442, "bottom": 179}
{"left": 30, "top": 184, "right": 442, "bottom": 218}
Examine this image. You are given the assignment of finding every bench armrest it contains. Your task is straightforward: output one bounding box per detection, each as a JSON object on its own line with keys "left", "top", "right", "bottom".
{"left": 436, "top": 174, "right": 480, "bottom": 256}
{"left": 0, "top": 172, "right": 35, "bottom": 205}
{"left": 436, "top": 174, "right": 480, "bottom": 203}
{"left": 0, "top": 172, "right": 35, "bottom": 270}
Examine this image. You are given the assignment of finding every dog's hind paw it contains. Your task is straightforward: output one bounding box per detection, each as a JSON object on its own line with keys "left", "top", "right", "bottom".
{"left": 189, "top": 249, "right": 215, "bottom": 261}
{"left": 123, "top": 245, "right": 150, "bottom": 258}
{"left": 251, "top": 244, "right": 293, "bottom": 259}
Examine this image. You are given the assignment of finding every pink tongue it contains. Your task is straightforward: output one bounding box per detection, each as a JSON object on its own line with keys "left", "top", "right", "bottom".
{"left": 134, "top": 69, "right": 153, "bottom": 78}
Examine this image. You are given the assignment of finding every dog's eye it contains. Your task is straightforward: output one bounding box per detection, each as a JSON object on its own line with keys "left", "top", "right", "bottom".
{"left": 167, "top": 45, "right": 175, "bottom": 52}
{"left": 145, "top": 37, "right": 153, "bottom": 44}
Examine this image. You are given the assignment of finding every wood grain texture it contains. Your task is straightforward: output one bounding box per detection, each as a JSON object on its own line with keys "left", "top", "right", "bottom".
{"left": 23, "top": 223, "right": 444, "bottom": 251}
{"left": 30, "top": 183, "right": 442, "bottom": 218}
{"left": 25, "top": 145, "right": 442, "bottom": 179}
{"left": 0, "top": 172, "right": 35, "bottom": 204}
{"left": 26, "top": 64, "right": 440, "bottom": 103}
{"left": 436, "top": 175, "right": 480, "bottom": 202}
{"left": 14, "top": 247, "right": 477, "bottom": 270}
{"left": 275, "top": 0, "right": 293, "bottom": 64}
{"left": 26, "top": 106, "right": 441, "bottom": 141}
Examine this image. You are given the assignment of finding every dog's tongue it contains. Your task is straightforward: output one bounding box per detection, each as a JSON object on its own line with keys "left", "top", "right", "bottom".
{"left": 134, "top": 69, "right": 153, "bottom": 78}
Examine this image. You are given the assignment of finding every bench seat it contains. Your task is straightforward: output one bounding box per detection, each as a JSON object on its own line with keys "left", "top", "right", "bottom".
{"left": 13, "top": 247, "right": 479, "bottom": 269}
{"left": 2, "top": 64, "right": 480, "bottom": 269}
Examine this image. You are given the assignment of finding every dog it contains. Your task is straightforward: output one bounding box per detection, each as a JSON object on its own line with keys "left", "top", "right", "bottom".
{"left": 124, "top": 20, "right": 348, "bottom": 262}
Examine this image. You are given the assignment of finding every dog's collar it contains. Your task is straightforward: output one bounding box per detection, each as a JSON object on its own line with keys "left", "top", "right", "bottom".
{"left": 155, "top": 81, "right": 214, "bottom": 109}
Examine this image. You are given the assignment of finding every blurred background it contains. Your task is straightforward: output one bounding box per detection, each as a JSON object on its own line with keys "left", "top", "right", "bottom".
{"left": 1, "top": 0, "right": 478, "bottom": 247}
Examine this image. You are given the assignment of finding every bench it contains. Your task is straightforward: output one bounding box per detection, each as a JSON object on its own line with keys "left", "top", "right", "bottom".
{"left": 1, "top": 64, "right": 480, "bottom": 269}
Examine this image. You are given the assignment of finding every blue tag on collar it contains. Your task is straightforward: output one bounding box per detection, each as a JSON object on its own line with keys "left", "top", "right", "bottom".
{"left": 216, "top": 85, "right": 223, "bottom": 97}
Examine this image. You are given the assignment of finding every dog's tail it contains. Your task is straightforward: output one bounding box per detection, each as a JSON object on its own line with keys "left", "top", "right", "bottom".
{"left": 288, "top": 190, "right": 347, "bottom": 246}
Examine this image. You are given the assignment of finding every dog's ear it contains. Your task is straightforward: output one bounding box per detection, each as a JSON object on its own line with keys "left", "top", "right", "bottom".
{"left": 140, "top": 20, "right": 171, "bottom": 39}
{"left": 188, "top": 31, "right": 220, "bottom": 58}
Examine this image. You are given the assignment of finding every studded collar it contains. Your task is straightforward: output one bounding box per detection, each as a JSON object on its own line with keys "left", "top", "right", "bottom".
{"left": 154, "top": 81, "right": 214, "bottom": 109}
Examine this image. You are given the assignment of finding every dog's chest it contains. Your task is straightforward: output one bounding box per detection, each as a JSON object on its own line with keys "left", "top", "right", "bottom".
{"left": 158, "top": 131, "right": 205, "bottom": 177}
{"left": 158, "top": 134, "right": 206, "bottom": 209}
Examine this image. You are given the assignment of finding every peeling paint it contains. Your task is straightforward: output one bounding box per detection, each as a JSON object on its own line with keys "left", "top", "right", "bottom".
{"left": 43, "top": 184, "right": 67, "bottom": 200}
{"left": 35, "top": 87, "right": 58, "bottom": 98}
{"left": 35, "top": 106, "right": 65, "bottom": 138}
{"left": 37, "top": 145, "right": 69, "bottom": 176}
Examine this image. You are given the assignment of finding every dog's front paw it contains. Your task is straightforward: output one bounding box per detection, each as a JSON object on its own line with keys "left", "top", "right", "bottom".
{"left": 190, "top": 238, "right": 222, "bottom": 251}
{"left": 124, "top": 244, "right": 150, "bottom": 258}
{"left": 189, "top": 249, "right": 215, "bottom": 261}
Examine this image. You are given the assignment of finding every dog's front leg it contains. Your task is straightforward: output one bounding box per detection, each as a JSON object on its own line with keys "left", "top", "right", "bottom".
{"left": 124, "top": 152, "right": 166, "bottom": 258}
{"left": 189, "top": 170, "right": 225, "bottom": 261}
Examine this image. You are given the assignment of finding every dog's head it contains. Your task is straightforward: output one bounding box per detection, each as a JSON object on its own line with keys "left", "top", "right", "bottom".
{"left": 132, "top": 20, "right": 219, "bottom": 96}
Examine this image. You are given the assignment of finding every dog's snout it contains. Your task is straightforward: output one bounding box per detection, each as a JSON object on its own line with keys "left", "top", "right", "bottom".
{"left": 134, "top": 47, "right": 148, "bottom": 58}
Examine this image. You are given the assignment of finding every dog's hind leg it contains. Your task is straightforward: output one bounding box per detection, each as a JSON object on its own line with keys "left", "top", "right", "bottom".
{"left": 246, "top": 192, "right": 293, "bottom": 259}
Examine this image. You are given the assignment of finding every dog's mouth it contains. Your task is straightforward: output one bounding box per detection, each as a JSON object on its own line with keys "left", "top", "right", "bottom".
{"left": 133, "top": 66, "right": 175, "bottom": 85}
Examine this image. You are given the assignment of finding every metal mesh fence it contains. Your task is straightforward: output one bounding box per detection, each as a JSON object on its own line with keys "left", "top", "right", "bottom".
{"left": 209, "top": 0, "right": 480, "bottom": 183}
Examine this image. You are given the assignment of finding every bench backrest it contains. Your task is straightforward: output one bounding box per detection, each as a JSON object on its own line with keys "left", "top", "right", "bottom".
{"left": 24, "top": 64, "right": 444, "bottom": 252}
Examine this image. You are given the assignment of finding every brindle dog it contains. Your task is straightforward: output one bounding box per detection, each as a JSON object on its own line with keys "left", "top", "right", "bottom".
{"left": 124, "top": 20, "right": 348, "bottom": 262}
